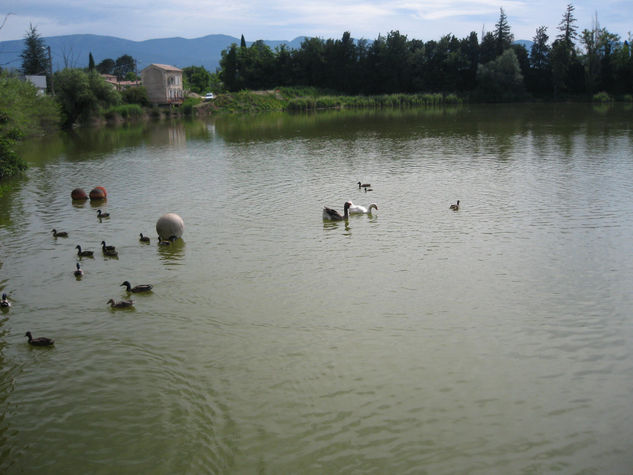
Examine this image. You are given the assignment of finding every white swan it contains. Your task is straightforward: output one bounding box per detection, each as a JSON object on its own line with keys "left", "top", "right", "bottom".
{"left": 323, "top": 202, "right": 351, "bottom": 220}
{"left": 348, "top": 202, "right": 378, "bottom": 214}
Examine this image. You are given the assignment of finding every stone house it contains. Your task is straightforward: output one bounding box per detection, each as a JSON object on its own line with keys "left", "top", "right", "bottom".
{"left": 140, "top": 64, "right": 184, "bottom": 105}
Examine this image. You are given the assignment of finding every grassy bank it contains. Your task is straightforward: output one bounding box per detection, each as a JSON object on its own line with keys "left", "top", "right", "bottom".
{"left": 194, "top": 87, "right": 464, "bottom": 115}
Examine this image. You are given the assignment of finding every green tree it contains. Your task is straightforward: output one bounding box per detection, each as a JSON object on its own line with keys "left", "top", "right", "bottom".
{"left": 220, "top": 44, "right": 240, "bottom": 91}
{"left": 0, "top": 72, "right": 60, "bottom": 179}
{"left": 54, "top": 69, "right": 120, "bottom": 127}
{"left": 121, "top": 86, "right": 149, "bottom": 106}
{"left": 96, "top": 58, "right": 115, "bottom": 75}
{"left": 476, "top": 48, "right": 525, "bottom": 101}
{"left": 113, "top": 54, "right": 136, "bottom": 79}
{"left": 528, "top": 26, "right": 552, "bottom": 94}
{"left": 183, "top": 65, "right": 212, "bottom": 94}
{"left": 240, "top": 34, "right": 246, "bottom": 49}
{"left": 20, "top": 24, "right": 50, "bottom": 75}
{"left": 558, "top": 3, "right": 578, "bottom": 48}
{"left": 88, "top": 52, "right": 95, "bottom": 71}
{"left": 494, "top": 8, "right": 513, "bottom": 56}
{"left": 479, "top": 31, "right": 497, "bottom": 64}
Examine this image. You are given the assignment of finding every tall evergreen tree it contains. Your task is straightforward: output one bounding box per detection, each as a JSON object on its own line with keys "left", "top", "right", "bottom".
{"left": 20, "top": 24, "right": 50, "bottom": 75}
{"left": 88, "top": 52, "right": 95, "bottom": 71}
{"left": 557, "top": 3, "right": 578, "bottom": 48}
{"left": 240, "top": 35, "right": 246, "bottom": 49}
{"left": 529, "top": 26, "right": 552, "bottom": 94}
{"left": 494, "top": 8, "right": 513, "bottom": 56}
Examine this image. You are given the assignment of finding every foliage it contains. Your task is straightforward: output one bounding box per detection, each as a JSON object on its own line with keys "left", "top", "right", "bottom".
{"left": 54, "top": 69, "right": 121, "bottom": 127}
{"left": 121, "top": 86, "right": 149, "bottom": 106}
{"left": 494, "top": 8, "right": 514, "bottom": 55}
{"left": 214, "top": 4, "right": 631, "bottom": 101}
{"left": 104, "top": 104, "right": 144, "bottom": 120}
{"left": 183, "top": 66, "right": 212, "bottom": 94}
{"left": 96, "top": 58, "right": 115, "bottom": 75}
{"left": 21, "top": 24, "right": 50, "bottom": 76}
{"left": 114, "top": 55, "right": 136, "bottom": 79}
{"left": 592, "top": 91, "right": 612, "bottom": 103}
{"left": 0, "top": 72, "right": 60, "bottom": 179}
{"left": 475, "top": 49, "right": 525, "bottom": 102}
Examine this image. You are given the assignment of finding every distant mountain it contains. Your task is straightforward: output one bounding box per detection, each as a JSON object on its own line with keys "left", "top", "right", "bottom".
{"left": 0, "top": 34, "right": 307, "bottom": 73}
{"left": 514, "top": 40, "right": 534, "bottom": 51}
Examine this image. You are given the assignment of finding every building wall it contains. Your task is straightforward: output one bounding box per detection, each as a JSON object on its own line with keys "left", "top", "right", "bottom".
{"left": 141, "top": 65, "right": 184, "bottom": 105}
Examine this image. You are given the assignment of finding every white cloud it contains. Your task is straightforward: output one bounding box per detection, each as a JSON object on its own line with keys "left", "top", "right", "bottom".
{"left": 1, "top": 0, "right": 630, "bottom": 43}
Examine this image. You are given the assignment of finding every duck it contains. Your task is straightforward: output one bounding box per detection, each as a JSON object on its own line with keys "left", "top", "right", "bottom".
{"left": 323, "top": 201, "right": 351, "bottom": 221}
{"left": 25, "top": 331, "right": 54, "bottom": 346}
{"left": 75, "top": 245, "right": 94, "bottom": 257}
{"left": 357, "top": 181, "right": 371, "bottom": 189}
{"left": 97, "top": 209, "right": 110, "bottom": 218}
{"left": 74, "top": 262, "right": 84, "bottom": 277}
{"left": 139, "top": 233, "right": 150, "bottom": 243}
{"left": 121, "top": 281, "right": 153, "bottom": 293}
{"left": 348, "top": 202, "right": 378, "bottom": 214}
{"left": 158, "top": 236, "right": 177, "bottom": 246}
{"left": 51, "top": 229, "right": 68, "bottom": 237}
{"left": 1, "top": 293, "right": 11, "bottom": 308}
{"left": 101, "top": 241, "right": 118, "bottom": 256}
{"left": 107, "top": 298, "right": 134, "bottom": 309}
{"left": 450, "top": 200, "right": 460, "bottom": 211}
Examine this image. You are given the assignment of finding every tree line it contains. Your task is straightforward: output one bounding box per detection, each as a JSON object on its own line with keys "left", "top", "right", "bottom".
{"left": 219, "top": 5, "right": 632, "bottom": 100}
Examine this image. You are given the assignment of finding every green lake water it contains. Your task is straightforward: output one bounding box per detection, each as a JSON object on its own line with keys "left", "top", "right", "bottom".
{"left": 1, "top": 103, "right": 632, "bottom": 473}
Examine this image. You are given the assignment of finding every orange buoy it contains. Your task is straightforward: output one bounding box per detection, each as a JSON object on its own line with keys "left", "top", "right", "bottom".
{"left": 89, "top": 187, "right": 107, "bottom": 201}
{"left": 95, "top": 186, "right": 107, "bottom": 198}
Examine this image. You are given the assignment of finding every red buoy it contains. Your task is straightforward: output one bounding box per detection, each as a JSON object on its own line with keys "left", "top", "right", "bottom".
{"left": 71, "top": 188, "right": 88, "bottom": 200}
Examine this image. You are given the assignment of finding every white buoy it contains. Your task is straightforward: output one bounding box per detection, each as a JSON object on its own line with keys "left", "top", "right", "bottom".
{"left": 156, "top": 213, "right": 184, "bottom": 240}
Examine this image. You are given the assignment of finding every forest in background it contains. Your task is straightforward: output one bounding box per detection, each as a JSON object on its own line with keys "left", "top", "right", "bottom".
{"left": 217, "top": 5, "right": 632, "bottom": 101}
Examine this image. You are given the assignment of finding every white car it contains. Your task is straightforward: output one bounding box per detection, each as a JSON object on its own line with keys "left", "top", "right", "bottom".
{"left": 203, "top": 92, "right": 215, "bottom": 101}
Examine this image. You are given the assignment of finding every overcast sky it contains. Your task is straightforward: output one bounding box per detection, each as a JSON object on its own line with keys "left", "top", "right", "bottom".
{"left": 1, "top": 0, "right": 630, "bottom": 44}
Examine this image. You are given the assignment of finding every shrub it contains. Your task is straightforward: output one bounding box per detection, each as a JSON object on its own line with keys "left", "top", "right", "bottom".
{"left": 593, "top": 91, "right": 612, "bottom": 103}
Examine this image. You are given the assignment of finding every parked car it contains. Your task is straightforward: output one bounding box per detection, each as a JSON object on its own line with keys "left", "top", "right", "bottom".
{"left": 203, "top": 92, "right": 215, "bottom": 101}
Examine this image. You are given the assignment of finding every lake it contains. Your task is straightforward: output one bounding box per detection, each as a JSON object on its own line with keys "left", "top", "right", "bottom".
{"left": 1, "top": 103, "right": 633, "bottom": 473}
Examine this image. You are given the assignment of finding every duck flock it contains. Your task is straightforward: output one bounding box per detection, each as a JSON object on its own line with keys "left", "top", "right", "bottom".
{"left": 4, "top": 180, "right": 459, "bottom": 347}
{"left": 2, "top": 202, "right": 174, "bottom": 348}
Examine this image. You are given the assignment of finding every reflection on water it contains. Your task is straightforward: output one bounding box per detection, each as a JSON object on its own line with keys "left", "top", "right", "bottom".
{"left": 2, "top": 104, "right": 633, "bottom": 473}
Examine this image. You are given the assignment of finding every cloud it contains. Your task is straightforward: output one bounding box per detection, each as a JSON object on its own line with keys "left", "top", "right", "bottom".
{"left": 1, "top": 0, "right": 630, "bottom": 44}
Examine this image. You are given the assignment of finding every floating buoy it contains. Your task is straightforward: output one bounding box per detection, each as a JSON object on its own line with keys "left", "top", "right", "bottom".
{"left": 95, "top": 186, "right": 107, "bottom": 198}
{"left": 71, "top": 188, "right": 88, "bottom": 200}
{"left": 156, "top": 213, "right": 184, "bottom": 240}
{"left": 89, "top": 187, "right": 107, "bottom": 201}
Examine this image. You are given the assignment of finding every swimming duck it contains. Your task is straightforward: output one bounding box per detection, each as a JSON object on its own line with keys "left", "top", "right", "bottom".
{"left": 450, "top": 200, "right": 460, "bottom": 211}
{"left": 158, "top": 236, "right": 177, "bottom": 246}
{"left": 25, "top": 331, "right": 55, "bottom": 346}
{"left": 74, "top": 262, "right": 84, "bottom": 277}
{"left": 101, "top": 241, "right": 118, "bottom": 256}
{"left": 121, "top": 281, "right": 153, "bottom": 293}
{"left": 357, "top": 181, "right": 371, "bottom": 189}
{"left": 97, "top": 209, "right": 110, "bottom": 218}
{"left": 323, "top": 202, "right": 351, "bottom": 221}
{"left": 1, "top": 293, "right": 10, "bottom": 308}
{"left": 107, "top": 298, "right": 134, "bottom": 309}
{"left": 75, "top": 245, "right": 94, "bottom": 257}
{"left": 348, "top": 202, "right": 378, "bottom": 214}
{"left": 139, "top": 233, "right": 150, "bottom": 243}
{"left": 52, "top": 229, "right": 68, "bottom": 237}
